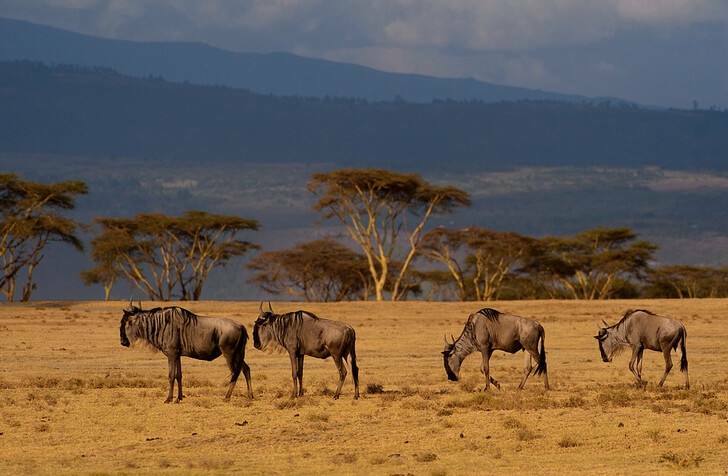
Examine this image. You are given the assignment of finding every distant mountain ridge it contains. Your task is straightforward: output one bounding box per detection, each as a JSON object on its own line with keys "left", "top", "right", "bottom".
{"left": 0, "top": 16, "right": 589, "bottom": 103}
{"left": 1, "top": 61, "right": 727, "bottom": 171}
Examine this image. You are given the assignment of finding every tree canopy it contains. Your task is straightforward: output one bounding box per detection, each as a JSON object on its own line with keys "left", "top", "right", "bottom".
{"left": 248, "top": 238, "right": 371, "bottom": 302}
{"left": 85, "top": 211, "right": 258, "bottom": 300}
{"left": 0, "top": 173, "right": 87, "bottom": 301}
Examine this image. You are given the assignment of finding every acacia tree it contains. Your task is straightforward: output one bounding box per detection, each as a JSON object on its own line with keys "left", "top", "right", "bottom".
{"left": 0, "top": 174, "right": 87, "bottom": 301}
{"left": 646, "top": 265, "right": 728, "bottom": 298}
{"left": 248, "top": 238, "right": 371, "bottom": 301}
{"left": 84, "top": 211, "right": 258, "bottom": 300}
{"left": 80, "top": 261, "right": 117, "bottom": 301}
{"left": 308, "top": 169, "right": 470, "bottom": 301}
{"left": 530, "top": 227, "right": 656, "bottom": 300}
{"left": 420, "top": 227, "right": 537, "bottom": 301}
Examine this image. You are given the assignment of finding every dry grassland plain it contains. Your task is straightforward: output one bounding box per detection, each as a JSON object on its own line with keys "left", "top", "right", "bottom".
{"left": 1, "top": 300, "right": 727, "bottom": 475}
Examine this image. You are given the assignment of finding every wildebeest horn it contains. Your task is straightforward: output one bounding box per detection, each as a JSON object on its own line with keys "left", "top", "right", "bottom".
{"left": 267, "top": 301, "right": 273, "bottom": 312}
{"left": 259, "top": 301, "right": 263, "bottom": 312}
{"left": 128, "top": 297, "right": 133, "bottom": 309}
{"left": 451, "top": 334, "right": 456, "bottom": 343}
{"left": 601, "top": 319, "right": 609, "bottom": 328}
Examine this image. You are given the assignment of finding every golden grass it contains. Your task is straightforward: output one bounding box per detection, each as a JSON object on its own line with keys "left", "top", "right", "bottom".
{"left": 1, "top": 299, "right": 728, "bottom": 474}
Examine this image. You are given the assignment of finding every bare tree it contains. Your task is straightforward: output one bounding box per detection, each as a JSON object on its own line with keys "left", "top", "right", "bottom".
{"left": 308, "top": 169, "right": 469, "bottom": 301}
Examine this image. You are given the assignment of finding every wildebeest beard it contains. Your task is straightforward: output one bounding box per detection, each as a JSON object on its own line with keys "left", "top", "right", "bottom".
{"left": 120, "top": 315, "right": 130, "bottom": 347}
{"left": 252, "top": 323, "right": 285, "bottom": 354}
{"left": 443, "top": 349, "right": 459, "bottom": 381}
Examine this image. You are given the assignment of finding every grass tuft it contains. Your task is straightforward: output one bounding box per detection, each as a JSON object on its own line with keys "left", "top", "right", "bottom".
{"left": 557, "top": 436, "right": 581, "bottom": 448}
{"left": 660, "top": 451, "right": 704, "bottom": 468}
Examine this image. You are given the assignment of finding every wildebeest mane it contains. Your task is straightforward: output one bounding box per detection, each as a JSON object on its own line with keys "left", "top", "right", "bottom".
{"left": 126, "top": 306, "right": 200, "bottom": 350}
{"left": 477, "top": 308, "right": 501, "bottom": 321}
{"left": 612, "top": 309, "right": 655, "bottom": 328}
{"left": 255, "top": 310, "right": 318, "bottom": 352}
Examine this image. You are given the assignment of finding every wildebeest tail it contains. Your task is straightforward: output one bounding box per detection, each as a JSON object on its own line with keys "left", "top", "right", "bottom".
{"left": 346, "top": 328, "right": 359, "bottom": 382}
{"left": 679, "top": 327, "right": 688, "bottom": 373}
{"left": 230, "top": 326, "right": 248, "bottom": 383}
{"left": 535, "top": 327, "right": 547, "bottom": 376}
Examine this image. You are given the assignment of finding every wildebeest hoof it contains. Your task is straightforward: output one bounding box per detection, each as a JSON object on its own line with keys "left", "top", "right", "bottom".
{"left": 164, "top": 398, "right": 173, "bottom": 404}
{"left": 332, "top": 394, "right": 340, "bottom": 400}
{"left": 174, "top": 398, "right": 183, "bottom": 404}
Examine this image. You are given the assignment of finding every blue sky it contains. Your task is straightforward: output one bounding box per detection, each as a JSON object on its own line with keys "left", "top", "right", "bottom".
{"left": 1, "top": 0, "right": 727, "bottom": 107}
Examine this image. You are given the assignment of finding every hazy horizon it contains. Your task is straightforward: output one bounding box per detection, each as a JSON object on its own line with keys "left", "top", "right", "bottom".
{"left": 1, "top": 1, "right": 727, "bottom": 108}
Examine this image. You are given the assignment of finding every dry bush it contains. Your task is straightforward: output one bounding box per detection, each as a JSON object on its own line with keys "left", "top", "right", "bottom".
{"left": 660, "top": 451, "right": 704, "bottom": 468}
{"left": 306, "top": 411, "right": 329, "bottom": 422}
{"left": 557, "top": 436, "right": 581, "bottom": 448}
{"left": 516, "top": 428, "right": 538, "bottom": 441}
{"left": 415, "top": 452, "right": 438, "bottom": 462}
{"left": 502, "top": 416, "right": 525, "bottom": 430}
{"left": 562, "top": 395, "right": 587, "bottom": 408}
{"left": 401, "top": 397, "right": 434, "bottom": 411}
{"left": 366, "top": 383, "right": 384, "bottom": 394}
{"left": 595, "top": 388, "right": 638, "bottom": 407}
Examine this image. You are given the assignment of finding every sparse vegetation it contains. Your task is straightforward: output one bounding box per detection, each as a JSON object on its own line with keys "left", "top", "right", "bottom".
{"left": 1, "top": 300, "right": 727, "bottom": 474}
{"left": 366, "top": 383, "right": 385, "bottom": 394}
{"left": 660, "top": 451, "right": 705, "bottom": 469}
{"left": 557, "top": 436, "right": 581, "bottom": 448}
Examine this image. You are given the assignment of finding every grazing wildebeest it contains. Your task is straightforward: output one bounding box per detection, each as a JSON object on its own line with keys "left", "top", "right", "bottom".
{"left": 119, "top": 302, "right": 253, "bottom": 403}
{"left": 595, "top": 309, "right": 689, "bottom": 389}
{"left": 253, "top": 303, "right": 359, "bottom": 399}
{"left": 442, "top": 308, "right": 549, "bottom": 391}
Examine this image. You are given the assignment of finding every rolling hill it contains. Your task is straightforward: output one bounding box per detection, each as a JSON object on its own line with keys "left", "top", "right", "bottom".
{"left": 0, "top": 16, "right": 586, "bottom": 103}
{"left": 1, "top": 61, "right": 726, "bottom": 171}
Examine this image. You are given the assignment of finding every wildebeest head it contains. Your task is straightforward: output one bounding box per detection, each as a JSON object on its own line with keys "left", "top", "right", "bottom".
{"left": 253, "top": 301, "right": 276, "bottom": 350}
{"left": 594, "top": 321, "right": 618, "bottom": 362}
{"left": 442, "top": 335, "right": 460, "bottom": 381}
{"left": 120, "top": 300, "right": 143, "bottom": 347}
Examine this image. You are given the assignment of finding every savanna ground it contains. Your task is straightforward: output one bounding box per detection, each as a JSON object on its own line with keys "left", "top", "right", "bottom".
{"left": 1, "top": 300, "right": 727, "bottom": 475}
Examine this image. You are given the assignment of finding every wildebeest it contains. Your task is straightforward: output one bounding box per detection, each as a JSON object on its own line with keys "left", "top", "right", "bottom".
{"left": 595, "top": 309, "right": 689, "bottom": 389}
{"left": 119, "top": 302, "right": 253, "bottom": 403}
{"left": 253, "top": 303, "right": 359, "bottom": 399}
{"left": 442, "top": 308, "right": 549, "bottom": 390}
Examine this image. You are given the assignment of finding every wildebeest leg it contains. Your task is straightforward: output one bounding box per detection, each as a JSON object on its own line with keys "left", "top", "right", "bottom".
{"left": 175, "top": 356, "right": 184, "bottom": 403}
{"left": 224, "top": 351, "right": 239, "bottom": 401}
{"left": 289, "top": 352, "right": 299, "bottom": 399}
{"left": 518, "top": 351, "right": 535, "bottom": 390}
{"left": 628, "top": 346, "right": 644, "bottom": 388}
{"left": 297, "top": 355, "right": 304, "bottom": 397}
{"left": 349, "top": 346, "right": 360, "bottom": 399}
{"left": 658, "top": 346, "right": 673, "bottom": 387}
{"left": 480, "top": 350, "right": 493, "bottom": 391}
{"left": 241, "top": 360, "right": 253, "bottom": 399}
{"left": 332, "top": 354, "right": 347, "bottom": 400}
{"left": 636, "top": 347, "right": 645, "bottom": 382}
{"left": 165, "top": 354, "right": 177, "bottom": 403}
